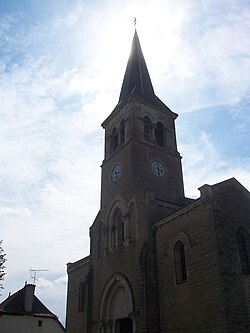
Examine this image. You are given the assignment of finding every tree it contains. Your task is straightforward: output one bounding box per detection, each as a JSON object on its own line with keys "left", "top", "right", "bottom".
{"left": 0, "top": 240, "right": 6, "bottom": 293}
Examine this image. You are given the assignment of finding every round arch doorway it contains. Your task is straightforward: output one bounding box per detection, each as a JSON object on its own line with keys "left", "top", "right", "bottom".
{"left": 99, "top": 273, "right": 135, "bottom": 333}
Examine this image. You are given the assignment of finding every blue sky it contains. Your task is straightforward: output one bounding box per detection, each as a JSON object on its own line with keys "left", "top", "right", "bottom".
{"left": 0, "top": 0, "right": 249, "bottom": 326}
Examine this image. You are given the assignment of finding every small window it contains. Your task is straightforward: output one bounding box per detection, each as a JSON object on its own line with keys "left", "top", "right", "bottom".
{"left": 174, "top": 241, "right": 187, "bottom": 284}
{"left": 120, "top": 120, "right": 125, "bottom": 144}
{"left": 144, "top": 117, "right": 151, "bottom": 141}
{"left": 155, "top": 122, "right": 164, "bottom": 146}
{"left": 78, "top": 282, "right": 84, "bottom": 312}
{"left": 38, "top": 320, "right": 42, "bottom": 327}
{"left": 237, "top": 228, "right": 250, "bottom": 275}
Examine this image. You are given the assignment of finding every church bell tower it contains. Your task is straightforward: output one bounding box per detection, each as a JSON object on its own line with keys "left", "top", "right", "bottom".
{"left": 87, "top": 30, "right": 187, "bottom": 332}
{"left": 100, "top": 30, "right": 185, "bottom": 217}
{"left": 67, "top": 30, "right": 190, "bottom": 333}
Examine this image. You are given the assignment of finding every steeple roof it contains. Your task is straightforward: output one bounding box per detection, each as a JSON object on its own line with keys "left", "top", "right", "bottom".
{"left": 118, "top": 30, "right": 167, "bottom": 109}
{"left": 118, "top": 30, "right": 154, "bottom": 103}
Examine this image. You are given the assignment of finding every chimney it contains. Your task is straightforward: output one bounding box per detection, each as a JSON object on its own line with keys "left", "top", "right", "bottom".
{"left": 24, "top": 284, "right": 35, "bottom": 312}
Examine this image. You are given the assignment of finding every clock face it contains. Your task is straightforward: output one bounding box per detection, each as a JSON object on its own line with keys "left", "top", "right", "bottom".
{"left": 151, "top": 161, "right": 166, "bottom": 177}
{"left": 111, "top": 163, "right": 121, "bottom": 182}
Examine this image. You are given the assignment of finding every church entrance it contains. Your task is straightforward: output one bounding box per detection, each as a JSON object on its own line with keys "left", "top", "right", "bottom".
{"left": 99, "top": 273, "right": 135, "bottom": 333}
{"left": 115, "top": 318, "right": 133, "bottom": 333}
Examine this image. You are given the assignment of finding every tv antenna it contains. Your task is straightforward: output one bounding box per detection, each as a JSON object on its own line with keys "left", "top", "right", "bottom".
{"left": 30, "top": 269, "right": 49, "bottom": 284}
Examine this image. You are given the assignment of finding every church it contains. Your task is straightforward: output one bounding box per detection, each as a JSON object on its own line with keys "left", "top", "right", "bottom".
{"left": 65, "top": 30, "right": 250, "bottom": 333}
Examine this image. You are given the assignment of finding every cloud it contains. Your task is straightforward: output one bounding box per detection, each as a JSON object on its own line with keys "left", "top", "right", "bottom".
{"left": 0, "top": 206, "right": 31, "bottom": 218}
{"left": 180, "top": 130, "right": 250, "bottom": 198}
{"left": 53, "top": 2, "right": 83, "bottom": 28}
{"left": 36, "top": 275, "right": 67, "bottom": 290}
{"left": 35, "top": 275, "right": 67, "bottom": 323}
{"left": 153, "top": 1, "right": 250, "bottom": 111}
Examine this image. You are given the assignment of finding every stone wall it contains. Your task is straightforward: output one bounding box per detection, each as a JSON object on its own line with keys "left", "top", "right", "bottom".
{"left": 156, "top": 198, "right": 225, "bottom": 333}
{"left": 155, "top": 179, "right": 250, "bottom": 333}
{"left": 212, "top": 179, "right": 250, "bottom": 331}
{"left": 66, "top": 257, "right": 90, "bottom": 333}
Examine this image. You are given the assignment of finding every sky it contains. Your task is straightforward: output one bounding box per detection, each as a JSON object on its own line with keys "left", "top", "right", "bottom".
{"left": 0, "top": 0, "right": 250, "bottom": 326}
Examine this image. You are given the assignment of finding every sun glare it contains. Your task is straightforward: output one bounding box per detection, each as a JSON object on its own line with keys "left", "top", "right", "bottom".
{"left": 93, "top": 1, "right": 191, "bottom": 94}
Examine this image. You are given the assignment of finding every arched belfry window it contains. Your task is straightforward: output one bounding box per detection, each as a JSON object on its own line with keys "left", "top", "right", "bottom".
{"left": 117, "top": 213, "right": 124, "bottom": 247}
{"left": 155, "top": 121, "right": 164, "bottom": 146}
{"left": 237, "top": 228, "right": 250, "bottom": 275}
{"left": 174, "top": 241, "right": 187, "bottom": 284}
{"left": 113, "top": 208, "right": 124, "bottom": 248}
{"left": 78, "top": 282, "right": 84, "bottom": 312}
{"left": 109, "top": 207, "right": 125, "bottom": 250}
{"left": 120, "top": 119, "right": 125, "bottom": 145}
{"left": 110, "top": 127, "right": 118, "bottom": 153}
{"left": 144, "top": 116, "right": 152, "bottom": 141}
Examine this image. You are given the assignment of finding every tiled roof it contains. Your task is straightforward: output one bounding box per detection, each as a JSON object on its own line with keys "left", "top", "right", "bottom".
{"left": 0, "top": 284, "right": 55, "bottom": 317}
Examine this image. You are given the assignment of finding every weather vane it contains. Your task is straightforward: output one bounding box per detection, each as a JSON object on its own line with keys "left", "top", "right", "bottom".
{"left": 134, "top": 17, "right": 137, "bottom": 29}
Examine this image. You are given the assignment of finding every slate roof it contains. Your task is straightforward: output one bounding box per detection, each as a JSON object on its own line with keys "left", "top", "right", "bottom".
{"left": 0, "top": 284, "right": 55, "bottom": 317}
{"left": 118, "top": 30, "right": 171, "bottom": 111}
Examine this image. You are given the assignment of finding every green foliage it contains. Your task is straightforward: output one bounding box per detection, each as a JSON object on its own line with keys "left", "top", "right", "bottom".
{"left": 0, "top": 240, "right": 6, "bottom": 292}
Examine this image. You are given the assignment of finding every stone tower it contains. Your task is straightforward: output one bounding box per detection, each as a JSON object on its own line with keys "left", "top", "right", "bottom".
{"left": 101, "top": 30, "right": 185, "bottom": 215}
{"left": 67, "top": 29, "right": 189, "bottom": 333}
{"left": 88, "top": 30, "right": 190, "bottom": 332}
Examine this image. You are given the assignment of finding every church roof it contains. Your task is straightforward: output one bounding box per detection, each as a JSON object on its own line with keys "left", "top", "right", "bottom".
{"left": 118, "top": 30, "right": 169, "bottom": 110}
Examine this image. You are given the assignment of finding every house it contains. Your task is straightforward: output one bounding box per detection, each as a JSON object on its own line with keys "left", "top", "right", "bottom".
{"left": 0, "top": 283, "right": 65, "bottom": 333}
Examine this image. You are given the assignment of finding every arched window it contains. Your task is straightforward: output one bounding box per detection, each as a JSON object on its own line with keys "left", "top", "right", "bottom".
{"left": 155, "top": 122, "right": 164, "bottom": 146}
{"left": 117, "top": 213, "right": 124, "bottom": 247}
{"left": 109, "top": 208, "right": 124, "bottom": 249}
{"left": 237, "top": 228, "right": 250, "bottom": 275}
{"left": 78, "top": 282, "right": 84, "bottom": 312}
{"left": 144, "top": 117, "right": 151, "bottom": 141}
{"left": 174, "top": 241, "right": 187, "bottom": 284}
{"left": 120, "top": 119, "right": 125, "bottom": 145}
{"left": 110, "top": 127, "right": 118, "bottom": 153}
{"left": 112, "top": 208, "right": 124, "bottom": 248}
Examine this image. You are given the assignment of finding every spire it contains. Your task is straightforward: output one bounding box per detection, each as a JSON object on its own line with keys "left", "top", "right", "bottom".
{"left": 118, "top": 30, "right": 156, "bottom": 104}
